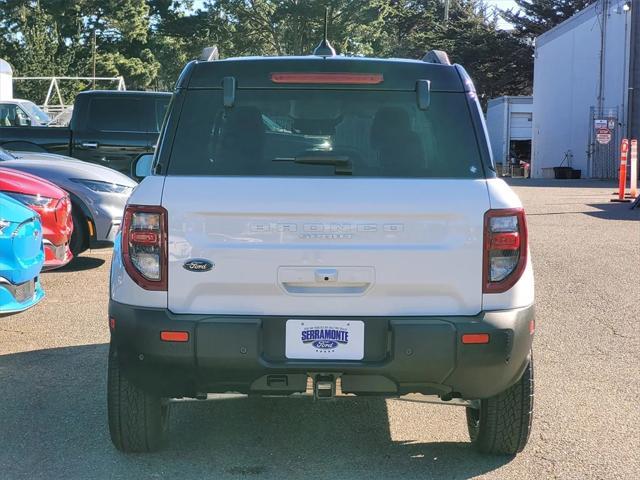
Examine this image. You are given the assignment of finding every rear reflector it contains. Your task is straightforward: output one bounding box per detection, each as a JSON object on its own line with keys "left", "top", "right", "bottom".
{"left": 489, "top": 231, "right": 520, "bottom": 250}
{"left": 109, "top": 317, "right": 116, "bottom": 330}
{"left": 160, "top": 331, "right": 189, "bottom": 342}
{"left": 130, "top": 231, "right": 160, "bottom": 245}
{"left": 271, "top": 72, "right": 384, "bottom": 84}
{"left": 461, "top": 333, "right": 490, "bottom": 344}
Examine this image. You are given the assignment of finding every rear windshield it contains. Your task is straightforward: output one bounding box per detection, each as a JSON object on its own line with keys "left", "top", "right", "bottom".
{"left": 166, "top": 89, "right": 483, "bottom": 178}
{"left": 89, "top": 98, "right": 143, "bottom": 132}
{"left": 21, "top": 101, "right": 51, "bottom": 124}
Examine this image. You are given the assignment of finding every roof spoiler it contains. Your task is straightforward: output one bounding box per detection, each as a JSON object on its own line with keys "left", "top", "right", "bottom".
{"left": 422, "top": 50, "right": 451, "bottom": 65}
{"left": 199, "top": 46, "right": 219, "bottom": 61}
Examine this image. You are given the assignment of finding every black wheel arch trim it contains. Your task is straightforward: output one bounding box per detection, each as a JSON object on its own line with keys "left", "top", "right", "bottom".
{"left": 66, "top": 191, "right": 96, "bottom": 241}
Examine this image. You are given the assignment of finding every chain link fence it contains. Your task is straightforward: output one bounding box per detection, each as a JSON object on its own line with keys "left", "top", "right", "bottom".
{"left": 587, "top": 106, "right": 620, "bottom": 179}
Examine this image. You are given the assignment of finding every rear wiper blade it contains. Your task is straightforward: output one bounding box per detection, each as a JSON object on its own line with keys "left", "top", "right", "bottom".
{"left": 275, "top": 154, "right": 352, "bottom": 175}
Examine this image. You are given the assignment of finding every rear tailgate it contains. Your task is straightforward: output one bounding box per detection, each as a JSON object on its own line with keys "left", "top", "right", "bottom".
{"left": 164, "top": 177, "right": 489, "bottom": 316}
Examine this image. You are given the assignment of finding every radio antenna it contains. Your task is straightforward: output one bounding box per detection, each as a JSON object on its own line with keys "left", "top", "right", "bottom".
{"left": 323, "top": 7, "right": 328, "bottom": 43}
{"left": 313, "top": 7, "right": 336, "bottom": 57}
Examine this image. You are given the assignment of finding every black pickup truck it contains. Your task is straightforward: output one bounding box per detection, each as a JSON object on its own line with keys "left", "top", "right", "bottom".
{"left": 0, "top": 90, "right": 171, "bottom": 174}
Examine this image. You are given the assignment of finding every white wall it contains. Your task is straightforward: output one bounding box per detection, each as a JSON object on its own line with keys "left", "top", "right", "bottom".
{"left": 0, "top": 58, "right": 12, "bottom": 100}
{"left": 532, "top": 1, "right": 630, "bottom": 177}
{"left": 486, "top": 97, "right": 533, "bottom": 164}
{"left": 486, "top": 99, "right": 508, "bottom": 164}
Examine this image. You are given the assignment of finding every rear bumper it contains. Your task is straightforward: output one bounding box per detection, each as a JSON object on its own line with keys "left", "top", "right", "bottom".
{"left": 109, "top": 301, "right": 534, "bottom": 400}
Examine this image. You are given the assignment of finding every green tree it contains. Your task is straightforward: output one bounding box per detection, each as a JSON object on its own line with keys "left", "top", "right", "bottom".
{"left": 380, "top": 0, "right": 530, "bottom": 102}
{"left": 211, "top": 0, "right": 390, "bottom": 56}
{"left": 498, "top": 0, "right": 596, "bottom": 93}
{"left": 0, "top": 0, "right": 160, "bottom": 100}
{"left": 0, "top": 0, "right": 592, "bottom": 104}
{"left": 501, "top": 0, "right": 595, "bottom": 38}
{"left": 148, "top": 0, "right": 234, "bottom": 89}
{"left": 1, "top": 2, "right": 75, "bottom": 102}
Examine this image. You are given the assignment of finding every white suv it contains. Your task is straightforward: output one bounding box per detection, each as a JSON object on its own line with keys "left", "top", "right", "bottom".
{"left": 108, "top": 49, "right": 535, "bottom": 455}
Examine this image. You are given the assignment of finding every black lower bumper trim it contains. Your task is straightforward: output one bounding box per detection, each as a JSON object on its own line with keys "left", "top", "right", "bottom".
{"left": 109, "top": 300, "right": 534, "bottom": 400}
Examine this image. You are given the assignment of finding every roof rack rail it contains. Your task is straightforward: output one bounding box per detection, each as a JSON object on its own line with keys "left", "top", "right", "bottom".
{"left": 422, "top": 50, "right": 451, "bottom": 65}
{"left": 199, "top": 46, "right": 220, "bottom": 62}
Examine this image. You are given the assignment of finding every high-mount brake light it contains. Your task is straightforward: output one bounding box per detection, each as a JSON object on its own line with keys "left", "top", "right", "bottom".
{"left": 270, "top": 72, "right": 384, "bottom": 84}
{"left": 483, "top": 208, "right": 527, "bottom": 294}
{"left": 122, "top": 205, "right": 167, "bottom": 291}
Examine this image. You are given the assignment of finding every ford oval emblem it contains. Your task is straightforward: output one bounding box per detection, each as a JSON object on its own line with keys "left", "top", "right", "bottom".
{"left": 183, "top": 259, "right": 214, "bottom": 272}
{"left": 312, "top": 340, "right": 338, "bottom": 349}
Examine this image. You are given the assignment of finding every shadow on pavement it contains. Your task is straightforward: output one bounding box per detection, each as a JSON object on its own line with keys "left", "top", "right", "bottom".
{"left": 45, "top": 255, "right": 106, "bottom": 273}
{"left": 0, "top": 344, "right": 512, "bottom": 479}
{"left": 526, "top": 203, "right": 640, "bottom": 220}
{"left": 505, "top": 178, "right": 617, "bottom": 189}
{"left": 584, "top": 202, "right": 640, "bottom": 221}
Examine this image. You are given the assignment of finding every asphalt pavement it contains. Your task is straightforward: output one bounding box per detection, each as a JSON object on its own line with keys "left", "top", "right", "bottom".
{"left": 0, "top": 179, "right": 638, "bottom": 479}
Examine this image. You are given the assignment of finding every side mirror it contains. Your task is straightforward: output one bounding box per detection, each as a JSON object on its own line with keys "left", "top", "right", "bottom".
{"left": 132, "top": 153, "right": 154, "bottom": 181}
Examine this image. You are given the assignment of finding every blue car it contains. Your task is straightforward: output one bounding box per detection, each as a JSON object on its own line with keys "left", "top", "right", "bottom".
{"left": 0, "top": 192, "right": 45, "bottom": 314}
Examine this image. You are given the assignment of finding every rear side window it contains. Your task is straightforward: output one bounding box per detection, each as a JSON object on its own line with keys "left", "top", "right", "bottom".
{"left": 0, "top": 103, "right": 30, "bottom": 127}
{"left": 88, "top": 98, "right": 143, "bottom": 132}
{"left": 154, "top": 97, "right": 170, "bottom": 132}
{"left": 167, "top": 89, "right": 483, "bottom": 178}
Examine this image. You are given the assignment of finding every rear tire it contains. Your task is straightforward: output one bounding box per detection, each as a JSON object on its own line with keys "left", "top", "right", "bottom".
{"left": 466, "top": 354, "right": 533, "bottom": 455}
{"left": 107, "top": 344, "right": 170, "bottom": 453}
{"left": 70, "top": 209, "right": 88, "bottom": 256}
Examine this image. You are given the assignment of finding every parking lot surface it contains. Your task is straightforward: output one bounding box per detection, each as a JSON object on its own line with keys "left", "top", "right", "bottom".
{"left": 1, "top": 179, "right": 638, "bottom": 479}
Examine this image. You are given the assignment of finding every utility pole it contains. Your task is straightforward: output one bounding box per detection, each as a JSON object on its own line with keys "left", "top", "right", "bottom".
{"left": 629, "top": 0, "right": 640, "bottom": 141}
{"left": 597, "top": 0, "right": 609, "bottom": 114}
{"left": 444, "top": 0, "right": 450, "bottom": 23}
{"left": 92, "top": 30, "right": 96, "bottom": 90}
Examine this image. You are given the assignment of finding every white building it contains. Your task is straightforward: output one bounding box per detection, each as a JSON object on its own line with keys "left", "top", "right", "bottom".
{"left": 532, "top": 0, "right": 637, "bottom": 178}
{"left": 0, "top": 58, "right": 13, "bottom": 101}
{"left": 486, "top": 96, "right": 533, "bottom": 167}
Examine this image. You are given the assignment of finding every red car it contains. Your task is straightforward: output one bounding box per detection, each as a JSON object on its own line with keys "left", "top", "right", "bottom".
{"left": 0, "top": 167, "right": 73, "bottom": 270}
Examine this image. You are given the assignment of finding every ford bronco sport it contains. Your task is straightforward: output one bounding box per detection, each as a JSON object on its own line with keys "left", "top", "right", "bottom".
{"left": 108, "top": 47, "right": 535, "bottom": 455}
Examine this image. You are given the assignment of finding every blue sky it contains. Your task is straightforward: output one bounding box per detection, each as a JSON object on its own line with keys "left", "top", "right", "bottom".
{"left": 486, "top": 0, "right": 521, "bottom": 28}
{"left": 487, "top": 0, "right": 520, "bottom": 10}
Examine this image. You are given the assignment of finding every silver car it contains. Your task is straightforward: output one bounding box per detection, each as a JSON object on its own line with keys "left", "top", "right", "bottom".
{"left": 0, "top": 147, "right": 136, "bottom": 254}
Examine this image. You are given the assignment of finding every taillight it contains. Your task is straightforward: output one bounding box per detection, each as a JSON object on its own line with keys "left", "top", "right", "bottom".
{"left": 122, "top": 205, "right": 167, "bottom": 291}
{"left": 483, "top": 208, "right": 527, "bottom": 293}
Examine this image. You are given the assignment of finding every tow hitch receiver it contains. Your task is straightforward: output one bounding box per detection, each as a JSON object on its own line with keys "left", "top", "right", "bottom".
{"left": 313, "top": 374, "right": 336, "bottom": 399}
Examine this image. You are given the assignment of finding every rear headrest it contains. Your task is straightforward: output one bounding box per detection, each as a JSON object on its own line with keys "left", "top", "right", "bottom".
{"left": 370, "top": 107, "right": 412, "bottom": 148}
{"left": 218, "top": 106, "right": 266, "bottom": 164}
{"left": 224, "top": 106, "right": 265, "bottom": 135}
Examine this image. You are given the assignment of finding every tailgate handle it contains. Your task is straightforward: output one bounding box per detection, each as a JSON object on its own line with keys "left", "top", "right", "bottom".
{"left": 278, "top": 266, "right": 374, "bottom": 295}
{"left": 281, "top": 283, "right": 371, "bottom": 295}
{"left": 315, "top": 269, "right": 338, "bottom": 283}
